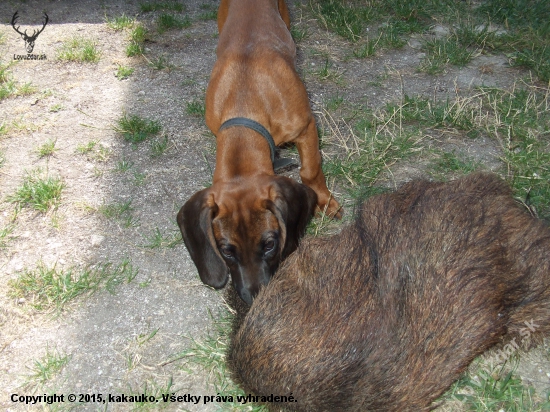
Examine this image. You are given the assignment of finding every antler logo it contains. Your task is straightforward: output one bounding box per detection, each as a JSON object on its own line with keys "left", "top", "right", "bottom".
{"left": 11, "top": 11, "right": 49, "bottom": 54}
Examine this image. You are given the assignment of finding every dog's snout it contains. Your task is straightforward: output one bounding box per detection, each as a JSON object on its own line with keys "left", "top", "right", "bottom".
{"left": 233, "top": 271, "right": 263, "bottom": 305}
{"left": 229, "top": 253, "right": 275, "bottom": 305}
{"left": 235, "top": 283, "right": 255, "bottom": 306}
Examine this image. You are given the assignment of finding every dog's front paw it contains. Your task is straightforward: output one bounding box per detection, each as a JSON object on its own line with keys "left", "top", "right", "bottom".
{"left": 317, "top": 197, "right": 343, "bottom": 219}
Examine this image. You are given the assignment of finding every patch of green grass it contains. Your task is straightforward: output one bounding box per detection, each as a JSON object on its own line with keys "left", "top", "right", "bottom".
{"left": 138, "top": 278, "right": 152, "bottom": 288}
{"left": 140, "top": 2, "right": 185, "bottom": 12}
{"left": 453, "top": 22, "right": 498, "bottom": 51}
{"left": 150, "top": 135, "right": 169, "bottom": 157}
{"left": 504, "top": 147, "right": 550, "bottom": 219}
{"left": 49, "top": 104, "right": 63, "bottom": 112}
{"left": 57, "top": 37, "right": 101, "bottom": 63}
{"left": 312, "top": 59, "right": 343, "bottom": 83}
{"left": 148, "top": 55, "right": 173, "bottom": 71}
{"left": 0, "top": 223, "right": 15, "bottom": 249}
{"left": 36, "top": 139, "right": 57, "bottom": 158}
{"left": 419, "top": 37, "right": 474, "bottom": 74}
{"left": 96, "top": 200, "right": 139, "bottom": 227}
{"left": 386, "top": 16, "right": 427, "bottom": 36}
{"left": 175, "top": 307, "right": 269, "bottom": 411}
{"left": 0, "top": 62, "right": 15, "bottom": 99}
{"left": 106, "top": 14, "right": 135, "bottom": 31}
{"left": 76, "top": 140, "right": 98, "bottom": 154}
{"left": 310, "top": 0, "right": 546, "bottom": 81}
{"left": 185, "top": 99, "right": 205, "bottom": 117}
{"left": 313, "top": 0, "right": 372, "bottom": 42}
{"left": 325, "top": 93, "right": 344, "bottom": 111}
{"left": 176, "top": 309, "right": 233, "bottom": 379}
{"left": 428, "top": 150, "right": 480, "bottom": 180}
{"left": 130, "top": 24, "right": 148, "bottom": 43}
{"left": 0, "top": 207, "right": 18, "bottom": 249}
{"left": 8, "top": 260, "right": 137, "bottom": 313}
{"left": 477, "top": 0, "right": 550, "bottom": 82}
{"left": 25, "top": 347, "right": 70, "bottom": 387}
{"left": 76, "top": 140, "right": 111, "bottom": 162}
{"left": 420, "top": 19, "right": 502, "bottom": 72}
{"left": 471, "top": 85, "right": 550, "bottom": 219}
{"left": 477, "top": 0, "right": 549, "bottom": 37}
{"left": 290, "top": 25, "right": 308, "bottom": 42}
{"left": 116, "top": 114, "right": 162, "bottom": 143}
{"left": 99, "top": 200, "right": 133, "bottom": 218}
{"left": 8, "top": 118, "right": 39, "bottom": 134}
{"left": 380, "top": 0, "right": 465, "bottom": 24}
{"left": 378, "top": 25, "right": 407, "bottom": 49}
{"left": 114, "top": 158, "right": 134, "bottom": 172}
{"left": 445, "top": 360, "right": 550, "bottom": 411}
{"left": 0, "top": 62, "right": 31, "bottom": 100}
{"left": 511, "top": 43, "right": 550, "bottom": 83}
{"left": 362, "top": 85, "right": 550, "bottom": 218}
{"left": 126, "top": 25, "right": 148, "bottom": 57}
{"left": 312, "top": 0, "right": 460, "bottom": 44}
{"left": 16, "top": 82, "right": 36, "bottom": 96}
{"left": 133, "top": 171, "right": 147, "bottom": 186}
{"left": 156, "top": 13, "right": 191, "bottom": 33}
{"left": 126, "top": 42, "right": 145, "bottom": 57}
{"left": 386, "top": 95, "right": 476, "bottom": 132}
{"left": 115, "top": 65, "right": 134, "bottom": 80}
{"left": 142, "top": 228, "right": 182, "bottom": 249}
{"left": 321, "top": 103, "right": 424, "bottom": 200}
{"left": 395, "top": 95, "right": 470, "bottom": 129}
{"left": 324, "top": 132, "right": 421, "bottom": 200}
{"left": 353, "top": 36, "right": 379, "bottom": 58}
{"left": 7, "top": 169, "right": 64, "bottom": 212}
{"left": 198, "top": 4, "right": 217, "bottom": 21}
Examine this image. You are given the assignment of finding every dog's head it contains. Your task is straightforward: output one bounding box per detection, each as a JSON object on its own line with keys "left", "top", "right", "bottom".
{"left": 177, "top": 175, "right": 317, "bottom": 305}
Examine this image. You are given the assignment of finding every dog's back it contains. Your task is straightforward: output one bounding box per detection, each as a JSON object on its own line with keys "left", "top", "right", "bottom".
{"left": 206, "top": 0, "right": 311, "bottom": 136}
{"left": 229, "top": 173, "right": 550, "bottom": 411}
{"left": 216, "top": 0, "right": 292, "bottom": 57}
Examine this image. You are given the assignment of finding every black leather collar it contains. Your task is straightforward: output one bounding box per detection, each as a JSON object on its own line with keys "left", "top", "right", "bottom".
{"left": 218, "top": 117, "right": 296, "bottom": 171}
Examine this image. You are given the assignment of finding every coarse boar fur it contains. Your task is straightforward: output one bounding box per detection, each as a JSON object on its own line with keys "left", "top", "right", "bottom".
{"left": 228, "top": 172, "right": 550, "bottom": 412}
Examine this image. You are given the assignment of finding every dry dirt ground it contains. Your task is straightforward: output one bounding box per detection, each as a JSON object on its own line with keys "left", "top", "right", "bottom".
{"left": 0, "top": 0, "right": 549, "bottom": 411}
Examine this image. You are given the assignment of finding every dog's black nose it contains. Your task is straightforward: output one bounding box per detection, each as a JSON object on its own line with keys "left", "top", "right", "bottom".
{"left": 237, "top": 286, "right": 254, "bottom": 306}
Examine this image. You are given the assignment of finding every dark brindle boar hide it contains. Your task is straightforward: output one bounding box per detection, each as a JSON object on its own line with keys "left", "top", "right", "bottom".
{"left": 228, "top": 172, "right": 550, "bottom": 412}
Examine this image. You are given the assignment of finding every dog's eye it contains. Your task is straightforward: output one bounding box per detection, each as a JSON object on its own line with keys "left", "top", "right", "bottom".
{"left": 220, "top": 246, "right": 235, "bottom": 259}
{"left": 263, "top": 239, "right": 276, "bottom": 254}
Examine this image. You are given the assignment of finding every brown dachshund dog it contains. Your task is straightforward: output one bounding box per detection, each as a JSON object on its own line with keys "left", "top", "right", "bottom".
{"left": 229, "top": 173, "right": 550, "bottom": 411}
{"left": 177, "top": 0, "right": 340, "bottom": 305}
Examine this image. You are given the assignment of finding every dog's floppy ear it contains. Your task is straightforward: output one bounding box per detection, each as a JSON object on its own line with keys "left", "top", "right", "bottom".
{"left": 265, "top": 176, "right": 317, "bottom": 259}
{"left": 177, "top": 189, "right": 228, "bottom": 289}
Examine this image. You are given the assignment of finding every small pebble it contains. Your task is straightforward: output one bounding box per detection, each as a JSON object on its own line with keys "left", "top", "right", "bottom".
{"left": 91, "top": 234, "right": 105, "bottom": 247}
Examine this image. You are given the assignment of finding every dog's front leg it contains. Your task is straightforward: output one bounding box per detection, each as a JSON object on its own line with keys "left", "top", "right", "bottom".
{"left": 295, "top": 118, "right": 342, "bottom": 218}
